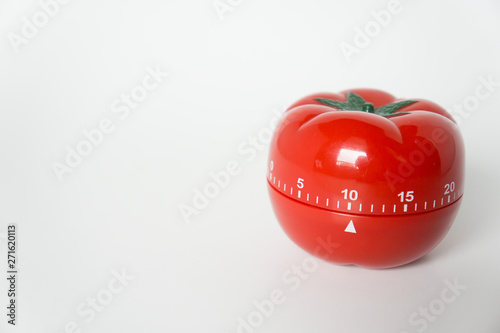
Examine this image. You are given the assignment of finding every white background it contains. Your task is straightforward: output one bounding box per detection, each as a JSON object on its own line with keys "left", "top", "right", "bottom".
{"left": 1, "top": 0, "right": 500, "bottom": 332}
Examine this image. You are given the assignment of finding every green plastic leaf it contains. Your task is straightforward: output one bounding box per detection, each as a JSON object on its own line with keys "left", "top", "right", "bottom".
{"left": 382, "top": 112, "right": 410, "bottom": 117}
{"left": 315, "top": 98, "right": 347, "bottom": 109}
{"left": 375, "top": 100, "right": 417, "bottom": 115}
{"left": 345, "top": 92, "right": 367, "bottom": 110}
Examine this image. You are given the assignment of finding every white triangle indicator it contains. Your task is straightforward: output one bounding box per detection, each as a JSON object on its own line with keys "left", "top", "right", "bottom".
{"left": 345, "top": 220, "right": 356, "bottom": 233}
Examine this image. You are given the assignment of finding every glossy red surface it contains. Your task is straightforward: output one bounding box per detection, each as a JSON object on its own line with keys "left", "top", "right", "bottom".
{"left": 267, "top": 89, "right": 465, "bottom": 268}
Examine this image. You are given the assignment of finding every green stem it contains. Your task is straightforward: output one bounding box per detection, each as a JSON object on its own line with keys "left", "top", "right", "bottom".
{"left": 363, "top": 103, "right": 375, "bottom": 113}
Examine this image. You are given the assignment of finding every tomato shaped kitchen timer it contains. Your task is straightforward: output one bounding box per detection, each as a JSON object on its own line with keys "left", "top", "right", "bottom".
{"left": 267, "top": 89, "right": 465, "bottom": 269}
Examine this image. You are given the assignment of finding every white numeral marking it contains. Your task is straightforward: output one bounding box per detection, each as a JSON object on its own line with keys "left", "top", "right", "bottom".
{"left": 398, "top": 191, "right": 415, "bottom": 202}
{"left": 341, "top": 189, "right": 358, "bottom": 201}
{"left": 444, "top": 182, "right": 456, "bottom": 195}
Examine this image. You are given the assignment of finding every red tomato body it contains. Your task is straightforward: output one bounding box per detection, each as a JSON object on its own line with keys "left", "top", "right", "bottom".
{"left": 267, "top": 89, "right": 465, "bottom": 269}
